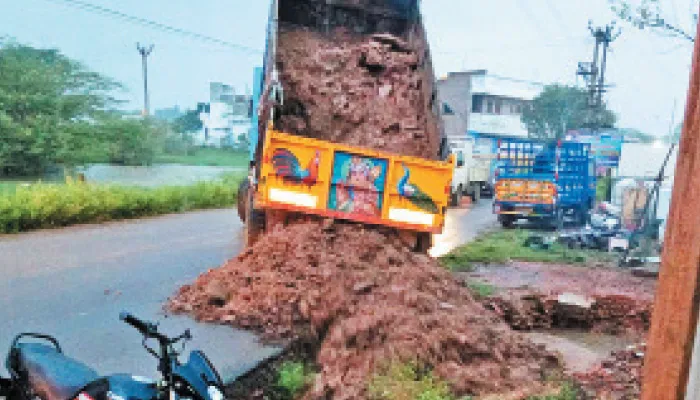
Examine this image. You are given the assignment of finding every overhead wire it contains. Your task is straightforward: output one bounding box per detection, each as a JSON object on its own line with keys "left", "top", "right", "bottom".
{"left": 41, "top": 0, "right": 264, "bottom": 54}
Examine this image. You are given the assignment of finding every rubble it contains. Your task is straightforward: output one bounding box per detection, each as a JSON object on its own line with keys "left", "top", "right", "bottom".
{"left": 169, "top": 222, "right": 560, "bottom": 399}
{"left": 274, "top": 28, "right": 440, "bottom": 159}
{"left": 464, "top": 262, "right": 656, "bottom": 335}
{"left": 574, "top": 344, "right": 646, "bottom": 400}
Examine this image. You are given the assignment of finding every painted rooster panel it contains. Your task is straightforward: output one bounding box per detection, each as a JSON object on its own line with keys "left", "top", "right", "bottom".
{"left": 271, "top": 149, "right": 320, "bottom": 185}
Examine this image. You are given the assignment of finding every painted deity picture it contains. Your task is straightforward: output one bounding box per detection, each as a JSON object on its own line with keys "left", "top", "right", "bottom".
{"left": 328, "top": 152, "right": 388, "bottom": 217}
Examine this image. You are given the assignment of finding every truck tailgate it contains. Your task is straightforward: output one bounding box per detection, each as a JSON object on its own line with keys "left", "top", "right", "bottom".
{"left": 257, "top": 130, "right": 453, "bottom": 233}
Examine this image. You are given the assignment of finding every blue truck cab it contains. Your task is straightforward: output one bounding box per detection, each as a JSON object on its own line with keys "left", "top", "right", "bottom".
{"left": 493, "top": 139, "right": 596, "bottom": 228}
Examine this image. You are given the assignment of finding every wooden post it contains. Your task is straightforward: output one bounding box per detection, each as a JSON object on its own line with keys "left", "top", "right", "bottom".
{"left": 641, "top": 13, "right": 700, "bottom": 400}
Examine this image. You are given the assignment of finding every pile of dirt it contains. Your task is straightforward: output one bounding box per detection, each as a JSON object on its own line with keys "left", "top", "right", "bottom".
{"left": 463, "top": 263, "right": 656, "bottom": 335}
{"left": 169, "top": 222, "right": 559, "bottom": 399}
{"left": 573, "top": 344, "right": 645, "bottom": 400}
{"left": 274, "top": 28, "right": 440, "bottom": 160}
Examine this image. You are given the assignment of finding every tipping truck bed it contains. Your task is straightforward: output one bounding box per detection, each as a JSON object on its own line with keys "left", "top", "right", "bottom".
{"left": 241, "top": 0, "right": 449, "bottom": 252}
{"left": 257, "top": 129, "right": 453, "bottom": 233}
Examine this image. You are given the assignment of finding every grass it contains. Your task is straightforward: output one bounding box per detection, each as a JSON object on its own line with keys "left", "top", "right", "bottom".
{"left": 440, "top": 229, "right": 615, "bottom": 271}
{"left": 466, "top": 281, "right": 497, "bottom": 298}
{"left": 154, "top": 147, "right": 249, "bottom": 167}
{"left": 368, "top": 363, "right": 456, "bottom": 400}
{"left": 0, "top": 173, "right": 242, "bottom": 234}
{"left": 277, "top": 361, "right": 314, "bottom": 399}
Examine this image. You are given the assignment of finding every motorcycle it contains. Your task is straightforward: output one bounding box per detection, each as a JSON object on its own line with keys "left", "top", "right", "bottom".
{"left": 0, "top": 312, "right": 224, "bottom": 400}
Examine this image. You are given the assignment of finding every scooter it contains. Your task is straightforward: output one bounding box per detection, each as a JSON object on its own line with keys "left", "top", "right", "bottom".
{"left": 0, "top": 312, "right": 224, "bottom": 400}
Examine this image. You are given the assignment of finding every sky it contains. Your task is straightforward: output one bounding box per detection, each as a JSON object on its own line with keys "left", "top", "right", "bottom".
{"left": 1, "top": 0, "right": 697, "bottom": 135}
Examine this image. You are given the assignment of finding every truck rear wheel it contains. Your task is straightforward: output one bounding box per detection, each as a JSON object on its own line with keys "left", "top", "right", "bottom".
{"left": 244, "top": 190, "right": 266, "bottom": 248}
{"left": 415, "top": 232, "right": 433, "bottom": 253}
{"left": 499, "top": 215, "right": 515, "bottom": 229}
{"left": 237, "top": 179, "right": 250, "bottom": 222}
{"left": 470, "top": 183, "right": 481, "bottom": 203}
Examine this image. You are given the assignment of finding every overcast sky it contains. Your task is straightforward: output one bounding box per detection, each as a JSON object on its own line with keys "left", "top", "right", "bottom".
{"left": 1, "top": 0, "right": 697, "bottom": 135}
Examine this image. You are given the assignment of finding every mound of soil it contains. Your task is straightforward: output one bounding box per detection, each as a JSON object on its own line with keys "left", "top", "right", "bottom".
{"left": 274, "top": 29, "right": 440, "bottom": 160}
{"left": 169, "top": 222, "right": 559, "bottom": 399}
{"left": 574, "top": 344, "right": 645, "bottom": 400}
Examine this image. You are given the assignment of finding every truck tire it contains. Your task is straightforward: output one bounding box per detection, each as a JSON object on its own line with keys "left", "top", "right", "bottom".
{"left": 450, "top": 190, "right": 462, "bottom": 207}
{"left": 244, "top": 190, "right": 266, "bottom": 248}
{"left": 237, "top": 179, "right": 250, "bottom": 222}
{"left": 499, "top": 215, "right": 515, "bottom": 229}
{"left": 415, "top": 232, "right": 433, "bottom": 253}
{"left": 470, "top": 183, "right": 481, "bottom": 203}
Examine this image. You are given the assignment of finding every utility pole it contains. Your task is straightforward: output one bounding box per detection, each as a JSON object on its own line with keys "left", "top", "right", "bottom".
{"left": 577, "top": 22, "right": 621, "bottom": 201}
{"left": 641, "top": 9, "right": 700, "bottom": 398}
{"left": 577, "top": 21, "right": 621, "bottom": 132}
{"left": 137, "top": 43, "right": 155, "bottom": 116}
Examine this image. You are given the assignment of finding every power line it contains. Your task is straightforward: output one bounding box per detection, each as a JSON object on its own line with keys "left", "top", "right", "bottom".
{"left": 42, "top": 0, "right": 263, "bottom": 54}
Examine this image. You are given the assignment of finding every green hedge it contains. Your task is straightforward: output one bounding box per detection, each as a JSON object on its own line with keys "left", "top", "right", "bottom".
{"left": 0, "top": 174, "right": 242, "bottom": 234}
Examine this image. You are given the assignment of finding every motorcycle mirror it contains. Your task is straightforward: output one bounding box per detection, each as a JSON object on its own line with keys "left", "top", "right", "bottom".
{"left": 184, "top": 329, "right": 192, "bottom": 340}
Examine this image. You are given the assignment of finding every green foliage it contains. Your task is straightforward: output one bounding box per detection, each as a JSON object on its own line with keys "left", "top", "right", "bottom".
{"left": 99, "top": 116, "right": 166, "bottom": 166}
{"left": 596, "top": 175, "right": 612, "bottom": 202}
{"left": 277, "top": 362, "right": 314, "bottom": 399}
{"left": 368, "top": 363, "right": 455, "bottom": 400}
{"left": 440, "top": 229, "right": 615, "bottom": 271}
{"left": 155, "top": 147, "right": 249, "bottom": 167}
{"left": 172, "top": 109, "right": 203, "bottom": 134}
{"left": 466, "top": 281, "right": 496, "bottom": 298}
{"left": 0, "top": 42, "right": 123, "bottom": 176}
{"left": 521, "top": 85, "right": 616, "bottom": 140}
{"left": 0, "top": 174, "right": 242, "bottom": 233}
{"left": 609, "top": 0, "right": 697, "bottom": 42}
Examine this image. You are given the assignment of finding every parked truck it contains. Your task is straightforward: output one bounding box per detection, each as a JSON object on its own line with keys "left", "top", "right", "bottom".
{"left": 448, "top": 137, "right": 492, "bottom": 205}
{"left": 493, "top": 139, "right": 596, "bottom": 229}
{"left": 238, "top": 0, "right": 452, "bottom": 252}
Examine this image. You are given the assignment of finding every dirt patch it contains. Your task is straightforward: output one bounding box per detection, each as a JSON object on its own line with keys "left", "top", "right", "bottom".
{"left": 169, "top": 222, "right": 559, "bottom": 399}
{"left": 460, "top": 262, "right": 656, "bottom": 335}
{"left": 274, "top": 29, "right": 440, "bottom": 160}
{"left": 574, "top": 343, "right": 645, "bottom": 400}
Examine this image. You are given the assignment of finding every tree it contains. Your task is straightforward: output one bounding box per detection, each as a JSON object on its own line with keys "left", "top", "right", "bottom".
{"left": 0, "top": 42, "right": 122, "bottom": 175}
{"left": 172, "top": 109, "right": 203, "bottom": 134}
{"left": 609, "top": 0, "right": 698, "bottom": 42}
{"left": 521, "top": 85, "right": 617, "bottom": 140}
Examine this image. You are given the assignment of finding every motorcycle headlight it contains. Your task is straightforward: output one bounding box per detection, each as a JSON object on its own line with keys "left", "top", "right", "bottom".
{"left": 207, "top": 386, "right": 224, "bottom": 400}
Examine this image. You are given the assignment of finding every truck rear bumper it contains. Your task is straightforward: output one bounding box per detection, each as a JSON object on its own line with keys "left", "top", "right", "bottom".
{"left": 494, "top": 202, "right": 555, "bottom": 218}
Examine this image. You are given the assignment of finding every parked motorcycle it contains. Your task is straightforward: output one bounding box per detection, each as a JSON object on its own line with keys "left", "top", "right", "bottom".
{"left": 0, "top": 312, "right": 224, "bottom": 400}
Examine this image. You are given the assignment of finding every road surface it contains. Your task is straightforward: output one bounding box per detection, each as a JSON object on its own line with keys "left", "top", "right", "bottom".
{"left": 0, "top": 202, "right": 495, "bottom": 381}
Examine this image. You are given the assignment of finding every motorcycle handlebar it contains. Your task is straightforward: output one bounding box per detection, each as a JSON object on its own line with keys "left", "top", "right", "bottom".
{"left": 120, "top": 312, "right": 157, "bottom": 337}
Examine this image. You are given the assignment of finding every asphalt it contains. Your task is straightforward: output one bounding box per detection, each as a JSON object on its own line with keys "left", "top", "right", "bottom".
{"left": 0, "top": 201, "right": 496, "bottom": 382}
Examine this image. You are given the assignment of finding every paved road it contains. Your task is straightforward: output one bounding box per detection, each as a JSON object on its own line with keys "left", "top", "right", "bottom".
{"left": 0, "top": 210, "right": 279, "bottom": 382}
{"left": 431, "top": 200, "right": 497, "bottom": 257}
{"left": 0, "top": 202, "right": 496, "bottom": 382}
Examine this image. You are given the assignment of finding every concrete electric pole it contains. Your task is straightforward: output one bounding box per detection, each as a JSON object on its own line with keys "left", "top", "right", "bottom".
{"left": 577, "top": 21, "right": 621, "bottom": 132}
{"left": 137, "top": 43, "right": 155, "bottom": 116}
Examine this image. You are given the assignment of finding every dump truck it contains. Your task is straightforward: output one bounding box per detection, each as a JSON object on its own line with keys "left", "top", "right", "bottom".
{"left": 238, "top": 0, "right": 452, "bottom": 252}
{"left": 493, "top": 139, "right": 596, "bottom": 229}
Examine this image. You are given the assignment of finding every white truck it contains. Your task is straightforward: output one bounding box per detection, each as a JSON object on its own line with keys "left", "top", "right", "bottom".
{"left": 448, "top": 137, "right": 492, "bottom": 205}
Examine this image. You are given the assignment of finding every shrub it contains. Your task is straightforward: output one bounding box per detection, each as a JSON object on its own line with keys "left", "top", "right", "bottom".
{"left": 368, "top": 363, "right": 455, "bottom": 400}
{"left": 277, "top": 361, "right": 314, "bottom": 399}
{"left": 0, "top": 174, "right": 242, "bottom": 233}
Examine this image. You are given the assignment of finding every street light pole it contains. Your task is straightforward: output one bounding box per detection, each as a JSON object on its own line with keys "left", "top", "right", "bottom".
{"left": 137, "top": 43, "right": 154, "bottom": 116}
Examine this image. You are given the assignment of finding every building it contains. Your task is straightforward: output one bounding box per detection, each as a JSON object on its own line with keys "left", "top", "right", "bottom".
{"left": 194, "top": 83, "right": 252, "bottom": 148}
{"left": 437, "top": 70, "right": 544, "bottom": 177}
{"left": 154, "top": 106, "right": 183, "bottom": 122}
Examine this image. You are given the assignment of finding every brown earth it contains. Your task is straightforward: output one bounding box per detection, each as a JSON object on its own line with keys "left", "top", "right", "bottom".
{"left": 461, "top": 262, "right": 657, "bottom": 335}
{"left": 574, "top": 343, "right": 646, "bottom": 400}
{"left": 169, "top": 221, "right": 559, "bottom": 399}
{"left": 274, "top": 29, "right": 440, "bottom": 160}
